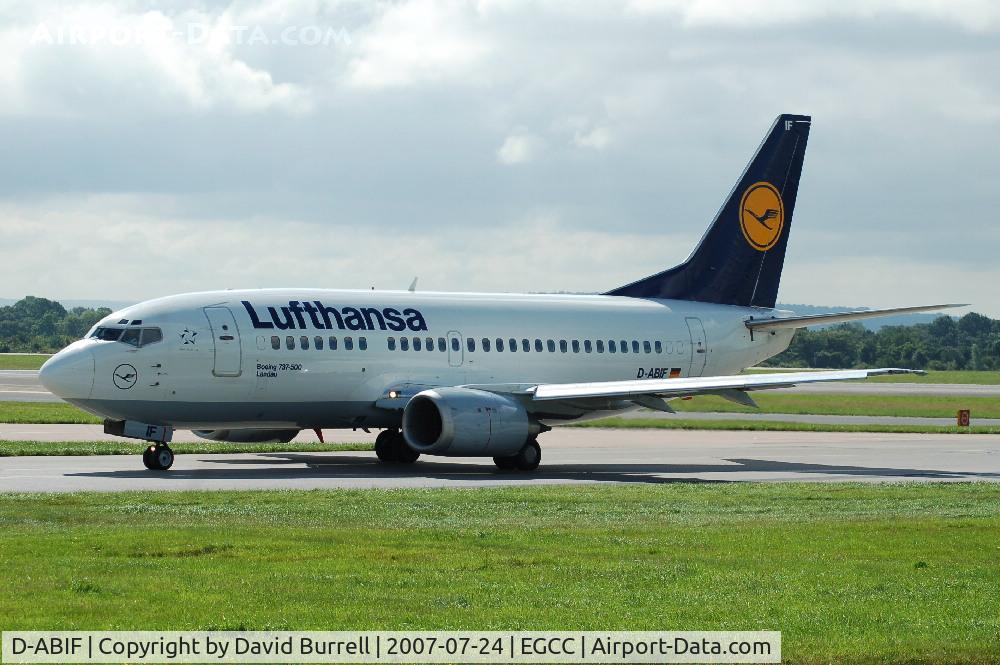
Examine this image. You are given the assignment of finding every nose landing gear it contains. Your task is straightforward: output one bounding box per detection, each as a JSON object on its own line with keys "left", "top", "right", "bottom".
{"left": 142, "top": 443, "right": 175, "bottom": 471}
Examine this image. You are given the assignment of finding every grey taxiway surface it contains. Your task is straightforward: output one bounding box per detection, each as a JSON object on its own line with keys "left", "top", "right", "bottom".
{"left": 1, "top": 428, "right": 998, "bottom": 492}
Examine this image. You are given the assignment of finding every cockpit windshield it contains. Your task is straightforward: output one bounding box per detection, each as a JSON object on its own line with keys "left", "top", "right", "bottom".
{"left": 91, "top": 327, "right": 123, "bottom": 341}
{"left": 90, "top": 326, "right": 163, "bottom": 347}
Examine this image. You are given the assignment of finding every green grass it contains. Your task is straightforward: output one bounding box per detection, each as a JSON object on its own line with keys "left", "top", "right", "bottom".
{"left": 0, "top": 484, "right": 997, "bottom": 663}
{"left": 750, "top": 368, "right": 1000, "bottom": 385}
{"left": 0, "top": 353, "right": 49, "bottom": 370}
{"left": 0, "top": 440, "right": 373, "bottom": 457}
{"left": 0, "top": 401, "right": 102, "bottom": 424}
{"left": 4, "top": 392, "right": 998, "bottom": 428}
{"left": 672, "top": 393, "right": 1000, "bottom": 418}
{"left": 572, "top": 418, "right": 1000, "bottom": 434}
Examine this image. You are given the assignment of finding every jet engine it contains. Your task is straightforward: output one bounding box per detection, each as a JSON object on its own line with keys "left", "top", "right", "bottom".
{"left": 401, "top": 387, "right": 537, "bottom": 456}
{"left": 193, "top": 429, "right": 300, "bottom": 443}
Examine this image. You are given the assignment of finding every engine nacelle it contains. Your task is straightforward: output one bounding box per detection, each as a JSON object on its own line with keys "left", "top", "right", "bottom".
{"left": 402, "top": 387, "right": 535, "bottom": 456}
{"left": 193, "top": 429, "right": 300, "bottom": 443}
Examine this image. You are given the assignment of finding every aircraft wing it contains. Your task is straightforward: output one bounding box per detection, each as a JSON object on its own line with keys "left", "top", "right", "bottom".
{"left": 527, "top": 368, "right": 921, "bottom": 406}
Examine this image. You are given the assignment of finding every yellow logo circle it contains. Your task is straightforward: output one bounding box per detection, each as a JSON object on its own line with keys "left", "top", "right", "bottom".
{"left": 739, "top": 181, "right": 784, "bottom": 251}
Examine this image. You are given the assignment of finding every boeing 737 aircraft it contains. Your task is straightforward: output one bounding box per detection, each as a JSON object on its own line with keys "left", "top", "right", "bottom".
{"left": 39, "top": 114, "right": 959, "bottom": 471}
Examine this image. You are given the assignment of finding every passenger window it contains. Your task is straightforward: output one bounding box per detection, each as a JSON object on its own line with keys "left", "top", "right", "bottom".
{"left": 400, "top": 337, "right": 409, "bottom": 351}
{"left": 620, "top": 340, "right": 628, "bottom": 354}
{"left": 330, "top": 336, "right": 338, "bottom": 350}
{"left": 120, "top": 328, "right": 141, "bottom": 347}
{"left": 632, "top": 340, "right": 640, "bottom": 354}
{"left": 467, "top": 338, "right": 476, "bottom": 352}
{"left": 482, "top": 337, "right": 491, "bottom": 352}
{"left": 414, "top": 337, "right": 422, "bottom": 351}
{"left": 547, "top": 339, "right": 556, "bottom": 353}
{"left": 655, "top": 341, "right": 662, "bottom": 354}
{"left": 286, "top": 336, "right": 295, "bottom": 350}
{"left": 596, "top": 340, "right": 605, "bottom": 353}
{"left": 584, "top": 340, "right": 592, "bottom": 353}
{"left": 388, "top": 337, "right": 396, "bottom": 350}
{"left": 496, "top": 338, "right": 504, "bottom": 352}
{"left": 256, "top": 336, "right": 266, "bottom": 350}
{"left": 451, "top": 337, "right": 460, "bottom": 352}
{"left": 522, "top": 339, "right": 530, "bottom": 352}
{"left": 609, "top": 340, "right": 617, "bottom": 353}
{"left": 300, "top": 335, "right": 309, "bottom": 350}
{"left": 141, "top": 328, "right": 162, "bottom": 346}
{"left": 359, "top": 337, "right": 368, "bottom": 351}
{"left": 315, "top": 336, "right": 324, "bottom": 350}
{"left": 572, "top": 340, "right": 580, "bottom": 353}
{"left": 509, "top": 338, "right": 517, "bottom": 352}
{"left": 559, "top": 340, "right": 568, "bottom": 353}
{"left": 644, "top": 341, "right": 652, "bottom": 354}
{"left": 535, "top": 339, "right": 543, "bottom": 352}
{"left": 438, "top": 337, "right": 446, "bottom": 352}
{"left": 271, "top": 336, "right": 280, "bottom": 350}
{"left": 345, "top": 337, "right": 354, "bottom": 350}
{"left": 426, "top": 337, "right": 434, "bottom": 351}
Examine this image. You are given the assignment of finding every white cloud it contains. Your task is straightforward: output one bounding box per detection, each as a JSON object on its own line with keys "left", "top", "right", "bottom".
{"left": 344, "top": 0, "right": 492, "bottom": 89}
{"left": 497, "top": 129, "right": 543, "bottom": 164}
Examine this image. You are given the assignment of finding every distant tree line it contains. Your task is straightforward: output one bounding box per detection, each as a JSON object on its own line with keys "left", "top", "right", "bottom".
{"left": 766, "top": 312, "right": 1000, "bottom": 370}
{"left": 0, "top": 297, "right": 111, "bottom": 353}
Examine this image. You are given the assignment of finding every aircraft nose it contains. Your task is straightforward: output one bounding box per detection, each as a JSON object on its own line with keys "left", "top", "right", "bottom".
{"left": 38, "top": 345, "right": 95, "bottom": 399}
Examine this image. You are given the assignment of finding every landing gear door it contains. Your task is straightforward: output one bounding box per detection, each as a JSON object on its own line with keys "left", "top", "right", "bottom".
{"left": 447, "top": 331, "right": 463, "bottom": 367}
{"left": 204, "top": 307, "right": 242, "bottom": 377}
{"left": 685, "top": 317, "right": 708, "bottom": 377}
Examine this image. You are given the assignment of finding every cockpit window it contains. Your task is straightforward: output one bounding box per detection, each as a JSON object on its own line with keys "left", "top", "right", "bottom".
{"left": 120, "top": 328, "right": 142, "bottom": 347}
{"left": 140, "top": 328, "right": 162, "bottom": 346}
{"left": 91, "top": 327, "right": 123, "bottom": 341}
{"left": 91, "top": 326, "right": 162, "bottom": 347}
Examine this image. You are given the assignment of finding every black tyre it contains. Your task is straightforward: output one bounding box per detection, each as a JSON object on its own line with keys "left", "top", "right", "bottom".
{"left": 513, "top": 439, "right": 541, "bottom": 471}
{"left": 374, "top": 430, "right": 396, "bottom": 462}
{"left": 154, "top": 445, "right": 174, "bottom": 471}
{"left": 142, "top": 445, "right": 158, "bottom": 470}
{"left": 493, "top": 456, "right": 517, "bottom": 470}
{"left": 392, "top": 433, "right": 420, "bottom": 464}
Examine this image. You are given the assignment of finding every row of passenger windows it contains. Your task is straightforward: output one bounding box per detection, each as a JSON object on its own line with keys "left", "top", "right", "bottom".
{"left": 263, "top": 334, "right": 686, "bottom": 355}
{"left": 266, "top": 335, "right": 369, "bottom": 351}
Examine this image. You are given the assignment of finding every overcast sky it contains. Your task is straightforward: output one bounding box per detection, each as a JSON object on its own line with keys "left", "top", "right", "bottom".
{"left": 1, "top": 0, "right": 997, "bottom": 314}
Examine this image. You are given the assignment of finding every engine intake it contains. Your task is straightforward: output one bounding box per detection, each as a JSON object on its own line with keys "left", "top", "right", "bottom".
{"left": 402, "top": 387, "right": 535, "bottom": 456}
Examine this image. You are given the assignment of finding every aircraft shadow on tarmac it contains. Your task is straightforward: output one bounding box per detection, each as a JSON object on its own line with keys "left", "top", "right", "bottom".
{"left": 68, "top": 452, "right": 1000, "bottom": 483}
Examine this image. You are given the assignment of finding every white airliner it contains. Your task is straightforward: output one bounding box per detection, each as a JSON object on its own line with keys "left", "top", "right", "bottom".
{"left": 39, "top": 114, "right": 959, "bottom": 471}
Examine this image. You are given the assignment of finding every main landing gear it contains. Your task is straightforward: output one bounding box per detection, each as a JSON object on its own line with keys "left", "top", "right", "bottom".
{"left": 493, "top": 437, "right": 541, "bottom": 472}
{"left": 142, "top": 443, "right": 175, "bottom": 471}
{"left": 374, "top": 429, "right": 420, "bottom": 464}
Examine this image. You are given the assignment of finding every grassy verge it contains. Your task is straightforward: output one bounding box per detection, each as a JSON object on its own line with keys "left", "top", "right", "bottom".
{"left": 750, "top": 368, "right": 1000, "bottom": 384}
{"left": 0, "top": 401, "right": 102, "bottom": 424}
{"left": 0, "top": 484, "right": 997, "bottom": 663}
{"left": 0, "top": 354, "right": 50, "bottom": 370}
{"left": 5, "top": 392, "right": 1000, "bottom": 427}
{"left": 571, "top": 418, "right": 1000, "bottom": 435}
{"left": 671, "top": 393, "right": 1000, "bottom": 418}
{"left": 0, "top": 440, "right": 373, "bottom": 457}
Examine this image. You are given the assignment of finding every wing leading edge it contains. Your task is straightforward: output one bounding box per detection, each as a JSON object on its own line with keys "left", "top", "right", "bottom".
{"left": 529, "top": 368, "right": 922, "bottom": 402}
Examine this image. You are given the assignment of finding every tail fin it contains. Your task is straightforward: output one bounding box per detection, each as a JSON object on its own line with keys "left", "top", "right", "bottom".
{"left": 606, "top": 113, "right": 811, "bottom": 308}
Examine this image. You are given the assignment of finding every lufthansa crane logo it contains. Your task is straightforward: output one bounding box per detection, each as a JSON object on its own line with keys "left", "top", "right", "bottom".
{"left": 739, "top": 181, "right": 784, "bottom": 251}
{"left": 112, "top": 364, "right": 138, "bottom": 390}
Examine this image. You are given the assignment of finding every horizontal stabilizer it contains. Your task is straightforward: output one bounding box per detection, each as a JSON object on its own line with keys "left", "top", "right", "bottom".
{"left": 745, "top": 304, "right": 968, "bottom": 332}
